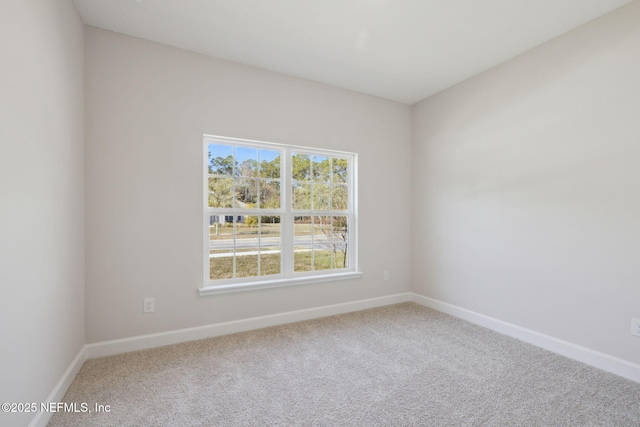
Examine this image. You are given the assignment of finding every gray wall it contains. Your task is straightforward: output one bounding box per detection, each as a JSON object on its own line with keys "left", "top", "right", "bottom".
{"left": 411, "top": 1, "right": 640, "bottom": 364}
{"left": 0, "top": 0, "right": 85, "bottom": 425}
{"left": 84, "top": 27, "right": 412, "bottom": 343}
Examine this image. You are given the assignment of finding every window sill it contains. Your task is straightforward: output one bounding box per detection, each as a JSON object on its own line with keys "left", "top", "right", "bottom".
{"left": 198, "top": 271, "right": 363, "bottom": 296}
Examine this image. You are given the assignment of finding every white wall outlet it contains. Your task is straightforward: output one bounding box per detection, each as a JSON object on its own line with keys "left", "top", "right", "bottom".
{"left": 632, "top": 318, "right": 640, "bottom": 337}
{"left": 384, "top": 271, "right": 390, "bottom": 281}
{"left": 144, "top": 297, "right": 155, "bottom": 313}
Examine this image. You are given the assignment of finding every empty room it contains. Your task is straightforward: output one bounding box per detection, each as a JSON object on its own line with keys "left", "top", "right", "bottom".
{"left": 2, "top": 0, "right": 640, "bottom": 426}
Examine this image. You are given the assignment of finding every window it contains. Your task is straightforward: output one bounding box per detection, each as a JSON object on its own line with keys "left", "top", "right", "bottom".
{"left": 201, "top": 135, "right": 360, "bottom": 295}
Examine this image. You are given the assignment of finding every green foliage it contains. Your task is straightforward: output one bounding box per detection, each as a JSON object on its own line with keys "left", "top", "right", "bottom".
{"left": 312, "top": 157, "right": 330, "bottom": 181}
{"left": 260, "top": 215, "right": 281, "bottom": 224}
{"left": 209, "top": 151, "right": 282, "bottom": 209}
{"left": 291, "top": 155, "right": 348, "bottom": 210}
{"left": 209, "top": 155, "right": 236, "bottom": 175}
{"left": 312, "top": 183, "right": 331, "bottom": 210}
{"left": 332, "top": 185, "right": 347, "bottom": 210}
{"left": 244, "top": 216, "right": 258, "bottom": 226}
{"left": 260, "top": 155, "right": 280, "bottom": 178}
{"left": 259, "top": 180, "right": 280, "bottom": 209}
{"left": 243, "top": 215, "right": 280, "bottom": 227}
{"left": 235, "top": 178, "right": 257, "bottom": 206}
{"left": 292, "top": 155, "right": 347, "bottom": 182}
{"left": 292, "top": 183, "right": 310, "bottom": 210}
{"left": 332, "top": 158, "right": 348, "bottom": 183}
{"left": 238, "top": 159, "right": 258, "bottom": 177}
{"left": 292, "top": 154, "right": 311, "bottom": 181}
{"left": 208, "top": 178, "right": 233, "bottom": 208}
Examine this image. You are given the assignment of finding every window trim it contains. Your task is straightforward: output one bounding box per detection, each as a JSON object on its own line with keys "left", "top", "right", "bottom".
{"left": 198, "top": 272, "right": 363, "bottom": 296}
{"left": 200, "top": 135, "right": 360, "bottom": 295}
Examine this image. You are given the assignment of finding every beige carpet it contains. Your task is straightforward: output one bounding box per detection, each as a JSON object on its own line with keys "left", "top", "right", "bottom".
{"left": 49, "top": 303, "right": 640, "bottom": 426}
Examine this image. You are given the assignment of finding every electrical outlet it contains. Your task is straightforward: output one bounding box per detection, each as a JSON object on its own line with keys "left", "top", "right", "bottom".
{"left": 384, "top": 271, "right": 390, "bottom": 281}
{"left": 632, "top": 318, "right": 640, "bottom": 337}
{"left": 144, "top": 297, "right": 155, "bottom": 313}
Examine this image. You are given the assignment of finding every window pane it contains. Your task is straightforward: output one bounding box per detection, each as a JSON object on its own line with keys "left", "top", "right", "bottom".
{"left": 208, "top": 177, "right": 233, "bottom": 208}
{"left": 236, "top": 147, "right": 259, "bottom": 177}
{"left": 260, "top": 216, "right": 281, "bottom": 271}
{"left": 332, "top": 184, "right": 348, "bottom": 210}
{"left": 209, "top": 214, "right": 235, "bottom": 280}
{"left": 260, "top": 250, "right": 281, "bottom": 276}
{"left": 312, "top": 183, "right": 330, "bottom": 210}
{"left": 313, "top": 215, "right": 332, "bottom": 239}
{"left": 209, "top": 216, "right": 235, "bottom": 241}
{"left": 236, "top": 252, "right": 259, "bottom": 278}
{"left": 260, "top": 150, "right": 280, "bottom": 178}
{"left": 294, "top": 216, "right": 313, "bottom": 272}
{"left": 313, "top": 247, "right": 334, "bottom": 271}
{"left": 234, "top": 178, "right": 258, "bottom": 208}
{"left": 294, "top": 216, "right": 312, "bottom": 240}
{"left": 332, "top": 157, "right": 348, "bottom": 183}
{"left": 259, "top": 216, "right": 281, "bottom": 276}
{"left": 333, "top": 216, "right": 349, "bottom": 269}
{"left": 260, "top": 179, "right": 280, "bottom": 209}
{"left": 209, "top": 250, "right": 234, "bottom": 280}
{"left": 294, "top": 247, "right": 313, "bottom": 272}
{"left": 312, "top": 155, "right": 330, "bottom": 182}
{"left": 235, "top": 220, "right": 259, "bottom": 277}
{"left": 312, "top": 216, "right": 332, "bottom": 271}
{"left": 259, "top": 216, "right": 281, "bottom": 243}
{"left": 208, "top": 144, "right": 235, "bottom": 176}
{"left": 292, "top": 153, "right": 311, "bottom": 181}
{"left": 236, "top": 220, "right": 259, "bottom": 240}
{"left": 292, "top": 182, "right": 310, "bottom": 210}
{"left": 335, "top": 247, "right": 348, "bottom": 269}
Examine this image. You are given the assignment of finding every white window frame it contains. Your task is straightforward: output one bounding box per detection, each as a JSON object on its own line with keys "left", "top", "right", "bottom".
{"left": 200, "top": 135, "right": 361, "bottom": 296}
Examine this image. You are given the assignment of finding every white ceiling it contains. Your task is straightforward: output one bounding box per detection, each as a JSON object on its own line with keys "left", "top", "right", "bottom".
{"left": 73, "top": 0, "right": 633, "bottom": 105}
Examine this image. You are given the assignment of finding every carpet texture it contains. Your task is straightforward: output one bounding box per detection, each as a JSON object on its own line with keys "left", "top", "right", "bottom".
{"left": 49, "top": 303, "right": 640, "bottom": 426}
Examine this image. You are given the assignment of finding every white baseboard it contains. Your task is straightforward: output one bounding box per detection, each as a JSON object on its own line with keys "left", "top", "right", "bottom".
{"left": 86, "top": 292, "right": 413, "bottom": 359}
{"left": 411, "top": 293, "right": 640, "bottom": 384}
{"left": 29, "top": 345, "right": 88, "bottom": 427}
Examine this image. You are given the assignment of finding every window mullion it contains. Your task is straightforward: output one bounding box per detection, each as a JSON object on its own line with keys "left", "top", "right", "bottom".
{"left": 282, "top": 148, "right": 294, "bottom": 275}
